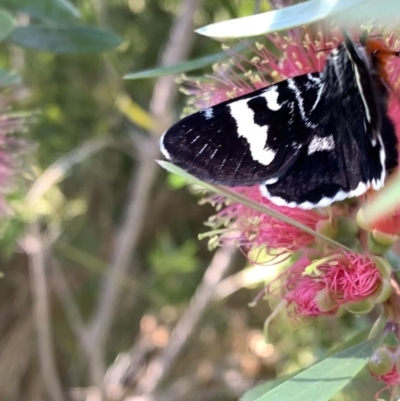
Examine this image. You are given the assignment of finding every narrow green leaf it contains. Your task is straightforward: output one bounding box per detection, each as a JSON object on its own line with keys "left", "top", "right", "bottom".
{"left": 242, "top": 377, "right": 288, "bottom": 401}
{"left": 0, "top": 68, "right": 21, "bottom": 87}
{"left": 195, "top": 0, "right": 367, "bottom": 39}
{"left": 0, "top": 8, "right": 15, "bottom": 41}
{"left": 158, "top": 161, "right": 353, "bottom": 252}
{"left": 124, "top": 43, "right": 246, "bottom": 80}
{"left": 247, "top": 336, "right": 381, "bottom": 401}
{"left": 9, "top": 26, "right": 122, "bottom": 54}
{"left": 0, "top": 0, "right": 80, "bottom": 22}
{"left": 241, "top": 328, "right": 372, "bottom": 401}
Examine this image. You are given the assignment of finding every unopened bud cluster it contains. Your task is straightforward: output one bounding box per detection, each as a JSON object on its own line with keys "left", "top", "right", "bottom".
{"left": 369, "top": 345, "right": 400, "bottom": 387}
{"left": 357, "top": 207, "right": 400, "bottom": 255}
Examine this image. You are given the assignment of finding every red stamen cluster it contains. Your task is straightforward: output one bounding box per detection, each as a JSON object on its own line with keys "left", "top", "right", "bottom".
{"left": 283, "top": 254, "right": 384, "bottom": 317}
{"left": 206, "top": 186, "right": 324, "bottom": 251}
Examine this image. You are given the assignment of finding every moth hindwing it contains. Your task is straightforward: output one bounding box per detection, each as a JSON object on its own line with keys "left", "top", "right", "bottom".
{"left": 160, "top": 33, "right": 398, "bottom": 209}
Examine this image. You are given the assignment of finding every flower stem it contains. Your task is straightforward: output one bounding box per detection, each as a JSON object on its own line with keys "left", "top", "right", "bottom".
{"left": 389, "top": 384, "right": 399, "bottom": 401}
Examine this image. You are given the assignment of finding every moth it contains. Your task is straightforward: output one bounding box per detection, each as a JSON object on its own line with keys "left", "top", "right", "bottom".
{"left": 160, "top": 33, "right": 399, "bottom": 209}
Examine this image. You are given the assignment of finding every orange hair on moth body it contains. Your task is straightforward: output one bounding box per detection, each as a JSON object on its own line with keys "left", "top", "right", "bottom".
{"left": 365, "top": 38, "right": 400, "bottom": 84}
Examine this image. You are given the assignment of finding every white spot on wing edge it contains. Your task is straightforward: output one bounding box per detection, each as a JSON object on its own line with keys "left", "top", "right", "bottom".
{"left": 228, "top": 100, "right": 276, "bottom": 166}
{"left": 159, "top": 131, "right": 171, "bottom": 160}
{"left": 261, "top": 86, "right": 281, "bottom": 111}
{"left": 264, "top": 177, "right": 279, "bottom": 185}
{"left": 307, "top": 135, "right": 335, "bottom": 155}
{"left": 202, "top": 107, "right": 214, "bottom": 120}
{"left": 260, "top": 181, "right": 370, "bottom": 210}
{"left": 307, "top": 73, "right": 322, "bottom": 84}
{"left": 374, "top": 133, "right": 386, "bottom": 190}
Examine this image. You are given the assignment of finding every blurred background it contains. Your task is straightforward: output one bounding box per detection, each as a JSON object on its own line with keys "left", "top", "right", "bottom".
{"left": 0, "top": 0, "right": 385, "bottom": 400}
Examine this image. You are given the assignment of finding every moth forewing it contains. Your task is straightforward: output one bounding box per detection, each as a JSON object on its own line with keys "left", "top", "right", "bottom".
{"left": 160, "top": 34, "right": 399, "bottom": 209}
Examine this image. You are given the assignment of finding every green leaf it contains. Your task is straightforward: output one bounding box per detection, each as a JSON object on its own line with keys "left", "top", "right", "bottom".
{"left": 0, "top": 68, "right": 21, "bottom": 87}
{"left": 242, "top": 377, "right": 288, "bottom": 401}
{"left": 241, "top": 328, "right": 372, "bottom": 401}
{"left": 167, "top": 173, "right": 187, "bottom": 190}
{"left": 195, "top": 0, "right": 368, "bottom": 39}
{"left": 158, "top": 161, "right": 353, "bottom": 252}
{"left": 9, "top": 26, "right": 122, "bottom": 54}
{"left": 0, "top": 0, "right": 80, "bottom": 22}
{"left": 244, "top": 335, "right": 381, "bottom": 401}
{"left": 124, "top": 43, "right": 246, "bottom": 80}
{"left": 0, "top": 8, "right": 15, "bottom": 41}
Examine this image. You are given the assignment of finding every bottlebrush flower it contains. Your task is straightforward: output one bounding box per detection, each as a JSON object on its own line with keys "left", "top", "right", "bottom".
{"left": 281, "top": 257, "right": 340, "bottom": 317}
{"left": 281, "top": 253, "right": 390, "bottom": 318}
{"left": 183, "top": 28, "right": 339, "bottom": 111}
{"left": 384, "top": 32, "right": 400, "bottom": 137}
{"left": 388, "top": 93, "right": 400, "bottom": 139}
{"left": 204, "top": 186, "right": 325, "bottom": 252}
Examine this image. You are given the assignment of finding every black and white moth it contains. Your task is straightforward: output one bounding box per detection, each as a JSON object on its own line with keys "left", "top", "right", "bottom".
{"left": 160, "top": 33, "right": 399, "bottom": 209}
